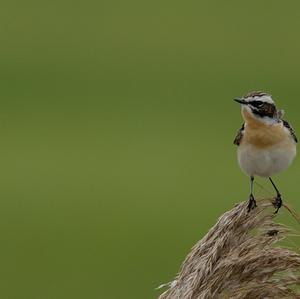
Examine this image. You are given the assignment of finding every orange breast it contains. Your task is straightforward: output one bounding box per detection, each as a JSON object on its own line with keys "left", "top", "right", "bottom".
{"left": 242, "top": 110, "right": 287, "bottom": 148}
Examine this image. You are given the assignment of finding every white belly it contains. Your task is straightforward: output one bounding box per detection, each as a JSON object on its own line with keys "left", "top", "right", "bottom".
{"left": 237, "top": 142, "right": 296, "bottom": 177}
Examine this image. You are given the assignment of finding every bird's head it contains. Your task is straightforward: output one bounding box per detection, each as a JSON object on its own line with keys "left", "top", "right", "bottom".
{"left": 234, "top": 91, "right": 283, "bottom": 124}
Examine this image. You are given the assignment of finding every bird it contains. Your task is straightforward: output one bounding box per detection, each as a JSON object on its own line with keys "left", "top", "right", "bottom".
{"left": 234, "top": 91, "right": 297, "bottom": 213}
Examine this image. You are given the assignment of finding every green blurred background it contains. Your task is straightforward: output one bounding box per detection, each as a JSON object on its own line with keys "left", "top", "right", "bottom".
{"left": 1, "top": 1, "right": 300, "bottom": 298}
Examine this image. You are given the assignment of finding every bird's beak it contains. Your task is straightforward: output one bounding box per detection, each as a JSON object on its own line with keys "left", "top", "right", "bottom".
{"left": 234, "top": 98, "right": 248, "bottom": 105}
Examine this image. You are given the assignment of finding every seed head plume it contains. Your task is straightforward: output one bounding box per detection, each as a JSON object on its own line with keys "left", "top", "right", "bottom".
{"left": 158, "top": 200, "right": 300, "bottom": 299}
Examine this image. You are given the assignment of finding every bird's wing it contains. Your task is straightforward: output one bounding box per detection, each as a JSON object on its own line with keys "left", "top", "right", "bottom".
{"left": 282, "top": 119, "right": 298, "bottom": 143}
{"left": 233, "top": 123, "right": 245, "bottom": 146}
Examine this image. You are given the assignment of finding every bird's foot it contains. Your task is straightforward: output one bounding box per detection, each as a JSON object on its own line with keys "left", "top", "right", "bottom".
{"left": 272, "top": 194, "right": 282, "bottom": 214}
{"left": 247, "top": 194, "right": 257, "bottom": 212}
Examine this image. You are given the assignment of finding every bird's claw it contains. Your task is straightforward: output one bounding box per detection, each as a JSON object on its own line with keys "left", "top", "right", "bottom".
{"left": 247, "top": 194, "right": 257, "bottom": 212}
{"left": 273, "top": 194, "right": 282, "bottom": 214}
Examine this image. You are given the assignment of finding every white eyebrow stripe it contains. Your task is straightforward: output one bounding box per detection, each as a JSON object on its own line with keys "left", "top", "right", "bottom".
{"left": 246, "top": 95, "right": 275, "bottom": 104}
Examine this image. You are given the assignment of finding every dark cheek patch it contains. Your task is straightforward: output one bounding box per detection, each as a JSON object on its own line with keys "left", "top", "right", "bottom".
{"left": 252, "top": 103, "right": 276, "bottom": 118}
{"left": 263, "top": 103, "right": 276, "bottom": 117}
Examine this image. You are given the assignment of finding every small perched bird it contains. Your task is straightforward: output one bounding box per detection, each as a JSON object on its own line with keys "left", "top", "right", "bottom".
{"left": 234, "top": 91, "right": 297, "bottom": 212}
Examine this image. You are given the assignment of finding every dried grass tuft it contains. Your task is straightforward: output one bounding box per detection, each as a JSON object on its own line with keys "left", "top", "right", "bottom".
{"left": 158, "top": 200, "right": 300, "bottom": 299}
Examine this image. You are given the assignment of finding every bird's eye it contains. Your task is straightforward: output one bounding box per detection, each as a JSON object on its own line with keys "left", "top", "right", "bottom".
{"left": 251, "top": 100, "right": 263, "bottom": 107}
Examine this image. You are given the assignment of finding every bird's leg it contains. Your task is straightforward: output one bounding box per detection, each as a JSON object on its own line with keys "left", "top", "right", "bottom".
{"left": 247, "top": 176, "right": 257, "bottom": 212}
{"left": 269, "top": 177, "right": 282, "bottom": 213}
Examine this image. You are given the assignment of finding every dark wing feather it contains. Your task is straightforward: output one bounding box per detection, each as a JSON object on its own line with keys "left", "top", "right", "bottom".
{"left": 234, "top": 123, "right": 245, "bottom": 146}
{"left": 282, "top": 120, "right": 297, "bottom": 143}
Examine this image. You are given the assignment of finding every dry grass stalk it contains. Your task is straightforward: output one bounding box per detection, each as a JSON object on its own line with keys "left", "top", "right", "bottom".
{"left": 158, "top": 200, "right": 300, "bottom": 299}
